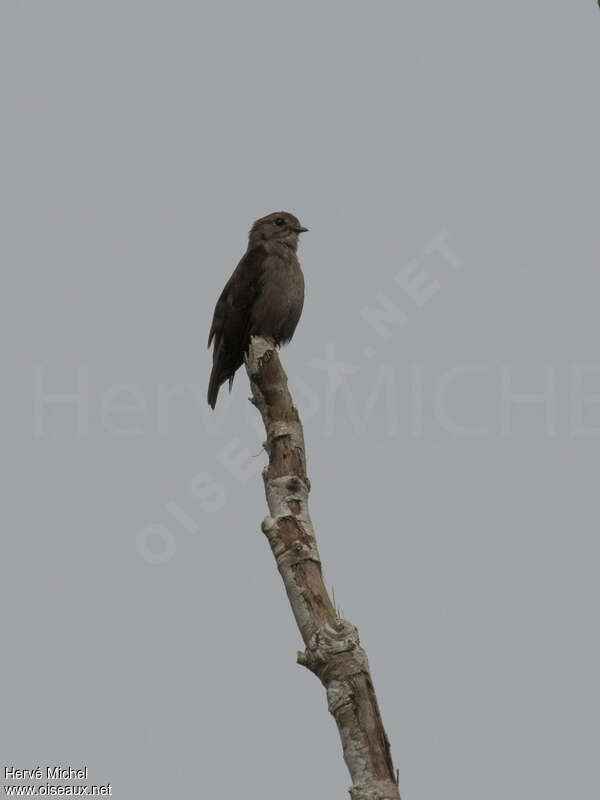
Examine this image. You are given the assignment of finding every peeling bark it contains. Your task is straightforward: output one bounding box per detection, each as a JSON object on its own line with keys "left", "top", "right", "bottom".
{"left": 245, "top": 337, "right": 401, "bottom": 800}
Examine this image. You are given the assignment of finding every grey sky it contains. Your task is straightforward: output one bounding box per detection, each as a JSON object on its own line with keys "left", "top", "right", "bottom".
{"left": 2, "top": 2, "right": 600, "bottom": 798}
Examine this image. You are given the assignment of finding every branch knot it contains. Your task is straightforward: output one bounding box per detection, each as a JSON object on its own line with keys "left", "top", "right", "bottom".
{"left": 297, "top": 620, "right": 367, "bottom": 683}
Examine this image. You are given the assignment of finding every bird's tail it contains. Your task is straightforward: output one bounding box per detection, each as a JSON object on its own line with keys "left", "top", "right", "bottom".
{"left": 207, "top": 362, "right": 235, "bottom": 409}
{"left": 207, "top": 364, "right": 222, "bottom": 409}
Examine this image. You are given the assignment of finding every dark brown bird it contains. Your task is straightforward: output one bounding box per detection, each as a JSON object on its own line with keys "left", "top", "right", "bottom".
{"left": 207, "top": 211, "right": 308, "bottom": 408}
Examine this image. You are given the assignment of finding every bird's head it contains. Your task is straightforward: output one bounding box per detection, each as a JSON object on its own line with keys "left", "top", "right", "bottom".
{"left": 249, "top": 211, "right": 308, "bottom": 249}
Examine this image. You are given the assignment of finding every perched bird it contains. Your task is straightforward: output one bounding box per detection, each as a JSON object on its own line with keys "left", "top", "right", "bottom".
{"left": 207, "top": 211, "right": 308, "bottom": 408}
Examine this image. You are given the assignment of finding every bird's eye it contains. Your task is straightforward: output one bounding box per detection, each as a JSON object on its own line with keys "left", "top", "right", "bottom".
{"left": 275, "top": 217, "right": 285, "bottom": 226}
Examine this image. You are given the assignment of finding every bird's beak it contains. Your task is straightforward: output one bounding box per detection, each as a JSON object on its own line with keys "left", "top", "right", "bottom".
{"left": 295, "top": 226, "right": 309, "bottom": 233}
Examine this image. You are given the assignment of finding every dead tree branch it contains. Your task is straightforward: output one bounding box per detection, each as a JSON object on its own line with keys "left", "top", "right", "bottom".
{"left": 245, "top": 336, "right": 401, "bottom": 800}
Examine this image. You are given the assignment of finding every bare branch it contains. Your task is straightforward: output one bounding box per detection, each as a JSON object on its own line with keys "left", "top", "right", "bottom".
{"left": 245, "top": 336, "right": 401, "bottom": 800}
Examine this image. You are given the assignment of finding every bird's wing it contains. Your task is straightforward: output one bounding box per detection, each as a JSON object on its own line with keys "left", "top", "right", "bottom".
{"left": 207, "top": 244, "right": 268, "bottom": 352}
